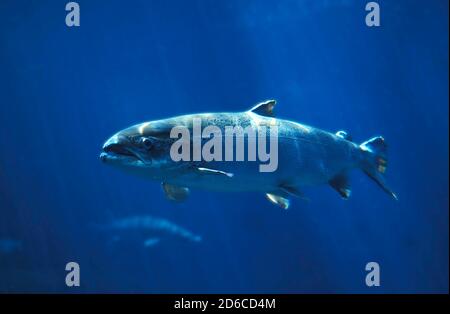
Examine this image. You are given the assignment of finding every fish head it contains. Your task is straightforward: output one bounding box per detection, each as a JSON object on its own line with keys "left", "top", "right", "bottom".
{"left": 100, "top": 119, "right": 178, "bottom": 176}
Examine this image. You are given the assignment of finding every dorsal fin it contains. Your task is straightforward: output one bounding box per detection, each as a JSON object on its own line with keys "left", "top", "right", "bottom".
{"left": 249, "top": 100, "right": 276, "bottom": 117}
{"left": 335, "top": 130, "right": 352, "bottom": 141}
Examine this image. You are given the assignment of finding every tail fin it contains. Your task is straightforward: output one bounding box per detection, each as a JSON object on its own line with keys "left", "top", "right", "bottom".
{"left": 360, "top": 136, "right": 398, "bottom": 200}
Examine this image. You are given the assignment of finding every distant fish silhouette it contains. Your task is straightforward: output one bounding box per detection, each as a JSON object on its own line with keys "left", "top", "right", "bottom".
{"left": 143, "top": 238, "right": 161, "bottom": 247}
{"left": 94, "top": 215, "right": 201, "bottom": 248}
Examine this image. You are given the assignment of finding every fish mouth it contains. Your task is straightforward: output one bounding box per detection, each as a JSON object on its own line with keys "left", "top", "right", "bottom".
{"left": 100, "top": 143, "right": 144, "bottom": 163}
{"left": 103, "top": 143, "right": 136, "bottom": 158}
{"left": 100, "top": 133, "right": 152, "bottom": 165}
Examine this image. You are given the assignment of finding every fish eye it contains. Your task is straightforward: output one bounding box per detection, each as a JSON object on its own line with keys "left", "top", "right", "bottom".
{"left": 141, "top": 137, "right": 152, "bottom": 148}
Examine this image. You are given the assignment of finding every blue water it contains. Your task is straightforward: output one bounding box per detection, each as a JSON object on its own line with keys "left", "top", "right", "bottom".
{"left": 0, "top": 0, "right": 448, "bottom": 293}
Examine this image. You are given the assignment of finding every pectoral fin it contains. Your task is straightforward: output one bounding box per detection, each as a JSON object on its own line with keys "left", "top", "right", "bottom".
{"left": 196, "top": 167, "right": 234, "bottom": 178}
{"left": 266, "top": 193, "right": 290, "bottom": 210}
{"left": 329, "top": 173, "right": 351, "bottom": 199}
{"left": 162, "top": 183, "right": 190, "bottom": 202}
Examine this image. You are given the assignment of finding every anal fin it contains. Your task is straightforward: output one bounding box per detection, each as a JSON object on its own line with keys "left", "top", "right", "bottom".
{"left": 329, "top": 173, "right": 352, "bottom": 199}
{"left": 279, "top": 183, "right": 308, "bottom": 201}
